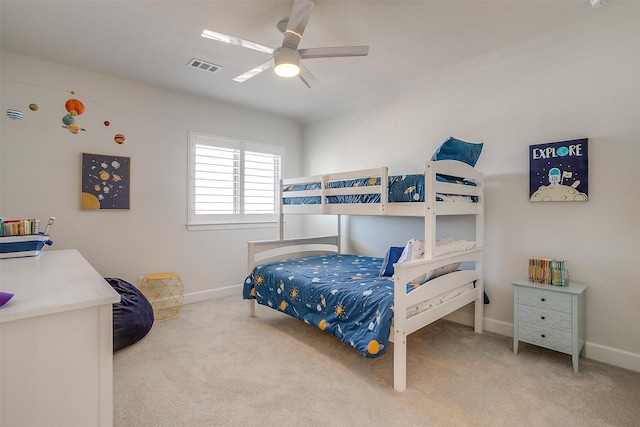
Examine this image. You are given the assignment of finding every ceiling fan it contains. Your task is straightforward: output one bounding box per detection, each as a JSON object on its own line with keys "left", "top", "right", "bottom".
{"left": 201, "top": 0, "right": 369, "bottom": 88}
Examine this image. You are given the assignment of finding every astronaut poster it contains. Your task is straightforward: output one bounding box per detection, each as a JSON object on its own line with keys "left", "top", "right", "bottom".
{"left": 529, "top": 138, "right": 588, "bottom": 202}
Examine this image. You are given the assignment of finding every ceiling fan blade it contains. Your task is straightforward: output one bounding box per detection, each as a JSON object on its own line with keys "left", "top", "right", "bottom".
{"left": 201, "top": 29, "right": 275, "bottom": 54}
{"left": 299, "top": 46, "right": 369, "bottom": 59}
{"left": 282, "top": 0, "right": 314, "bottom": 50}
{"left": 297, "top": 62, "right": 317, "bottom": 88}
{"left": 233, "top": 59, "right": 274, "bottom": 83}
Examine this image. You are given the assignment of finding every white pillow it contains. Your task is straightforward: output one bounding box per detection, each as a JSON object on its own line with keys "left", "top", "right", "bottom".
{"left": 397, "top": 237, "right": 475, "bottom": 284}
{"left": 398, "top": 237, "right": 474, "bottom": 261}
{"left": 397, "top": 238, "right": 424, "bottom": 263}
{"left": 422, "top": 262, "right": 461, "bottom": 281}
{"left": 434, "top": 239, "right": 476, "bottom": 256}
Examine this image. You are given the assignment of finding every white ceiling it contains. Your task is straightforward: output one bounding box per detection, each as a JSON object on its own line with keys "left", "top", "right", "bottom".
{"left": 1, "top": 1, "right": 602, "bottom": 124}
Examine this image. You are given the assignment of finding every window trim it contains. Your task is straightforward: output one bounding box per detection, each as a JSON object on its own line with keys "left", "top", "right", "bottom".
{"left": 187, "top": 131, "right": 284, "bottom": 230}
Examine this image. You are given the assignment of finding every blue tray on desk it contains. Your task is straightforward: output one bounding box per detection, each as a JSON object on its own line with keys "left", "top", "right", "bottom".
{"left": 0, "top": 234, "right": 53, "bottom": 259}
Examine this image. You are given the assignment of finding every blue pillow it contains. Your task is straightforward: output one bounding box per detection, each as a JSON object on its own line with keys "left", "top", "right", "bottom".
{"left": 431, "top": 137, "right": 483, "bottom": 167}
{"left": 379, "top": 246, "right": 404, "bottom": 277}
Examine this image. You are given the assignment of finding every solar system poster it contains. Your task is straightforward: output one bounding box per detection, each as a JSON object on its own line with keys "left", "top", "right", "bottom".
{"left": 81, "top": 153, "right": 130, "bottom": 209}
{"left": 529, "top": 138, "right": 588, "bottom": 202}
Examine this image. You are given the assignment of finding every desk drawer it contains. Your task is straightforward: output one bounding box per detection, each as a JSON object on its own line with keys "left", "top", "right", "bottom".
{"left": 519, "top": 322, "right": 572, "bottom": 354}
{"left": 518, "top": 304, "right": 572, "bottom": 333}
{"left": 518, "top": 287, "right": 571, "bottom": 313}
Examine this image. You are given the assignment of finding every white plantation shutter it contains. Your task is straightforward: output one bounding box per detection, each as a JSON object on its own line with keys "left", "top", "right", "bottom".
{"left": 244, "top": 150, "right": 281, "bottom": 214}
{"left": 194, "top": 144, "right": 239, "bottom": 215}
{"left": 188, "top": 132, "right": 283, "bottom": 226}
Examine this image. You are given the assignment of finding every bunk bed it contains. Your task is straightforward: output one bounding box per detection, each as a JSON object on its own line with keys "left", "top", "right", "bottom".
{"left": 243, "top": 158, "right": 484, "bottom": 392}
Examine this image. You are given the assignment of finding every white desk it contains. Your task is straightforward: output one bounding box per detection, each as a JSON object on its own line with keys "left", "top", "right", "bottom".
{"left": 0, "top": 249, "right": 120, "bottom": 427}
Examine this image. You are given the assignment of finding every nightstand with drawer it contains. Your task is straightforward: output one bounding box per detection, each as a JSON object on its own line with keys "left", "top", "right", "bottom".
{"left": 512, "top": 277, "right": 587, "bottom": 372}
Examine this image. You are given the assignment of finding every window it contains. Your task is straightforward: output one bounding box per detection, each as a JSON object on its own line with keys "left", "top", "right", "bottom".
{"left": 188, "top": 132, "right": 283, "bottom": 229}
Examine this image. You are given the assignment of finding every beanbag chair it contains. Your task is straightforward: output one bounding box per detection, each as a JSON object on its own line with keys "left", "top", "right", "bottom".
{"left": 105, "top": 277, "right": 154, "bottom": 352}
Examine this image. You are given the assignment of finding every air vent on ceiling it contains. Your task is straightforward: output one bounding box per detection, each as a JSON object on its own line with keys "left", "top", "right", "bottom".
{"left": 188, "top": 58, "right": 222, "bottom": 73}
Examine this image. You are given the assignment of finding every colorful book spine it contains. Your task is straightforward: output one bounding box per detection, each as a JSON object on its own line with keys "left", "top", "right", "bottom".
{"left": 551, "top": 259, "right": 570, "bottom": 286}
{"left": 0, "top": 218, "right": 42, "bottom": 237}
{"left": 529, "top": 257, "right": 568, "bottom": 286}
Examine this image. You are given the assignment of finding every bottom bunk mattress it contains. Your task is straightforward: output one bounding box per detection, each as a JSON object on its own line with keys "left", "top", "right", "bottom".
{"left": 243, "top": 253, "right": 475, "bottom": 359}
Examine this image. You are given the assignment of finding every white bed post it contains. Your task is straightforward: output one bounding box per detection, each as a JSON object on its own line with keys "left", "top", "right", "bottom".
{"left": 247, "top": 239, "right": 256, "bottom": 317}
{"left": 380, "top": 166, "right": 388, "bottom": 215}
{"left": 249, "top": 297, "right": 256, "bottom": 317}
{"left": 337, "top": 214, "right": 342, "bottom": 253}
{"left": 393, "top": 274, "right": 407, "bottom": 392}
{"left": 424, "top": 162, "right": 437, "bottom": 259}
{"left": 277, "top": 178, "right": 284, "bottom": 241}
{"left": 474, "top": 174, "right": 485, "bottom": 333}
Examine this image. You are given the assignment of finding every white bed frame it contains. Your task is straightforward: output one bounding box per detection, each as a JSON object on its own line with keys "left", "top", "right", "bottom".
{"left": 247, "top": 160, "right": 484, "bottom": 392}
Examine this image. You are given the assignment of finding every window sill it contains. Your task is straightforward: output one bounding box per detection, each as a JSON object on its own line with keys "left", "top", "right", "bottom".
{"left": 186, "top": 221, "right": 278, "bottom": 231}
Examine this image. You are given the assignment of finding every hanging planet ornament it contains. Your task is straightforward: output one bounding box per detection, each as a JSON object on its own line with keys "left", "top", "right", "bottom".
{"left": 62, "top": 114, "right": 75, "bottom": 125}
{"left": 29, "top": 103, "right": 39, "bottom": 111}
{"left": 62, "top": 123, "right": 86, "bottom": 134}
{"left": 114, "top": 133, "right": 126, "bottom": 144}
{"left": 6, "top": 108, "right": 24, "bottom": 120}
{"left": 67, "top": 124, "right": 81, "bottom": 134}
{"left": 65, "top": 99, "right": 85, "bottom": 116}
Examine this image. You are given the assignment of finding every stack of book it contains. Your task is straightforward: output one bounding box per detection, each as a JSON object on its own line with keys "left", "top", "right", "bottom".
{"left": 528, "top": 258, "right": 569, "bottom": 286}
{"left": 1, "top": 217, "right": 54, "bottom": 259}
{"left": 551, "top": 259, "right": 570, "bottom": 287}
{"left": 0, "top": 218, "right": 40, "bottom": 236}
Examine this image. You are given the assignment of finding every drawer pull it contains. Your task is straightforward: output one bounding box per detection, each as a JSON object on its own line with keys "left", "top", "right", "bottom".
{"left": 541, "top": 298, "right": 546, "bottom": 302}
{"left": 541, "top": 334, "right": 546, "bottom": 338}
{"left": 541, "top": 316, "right": 545, "bottom": 320}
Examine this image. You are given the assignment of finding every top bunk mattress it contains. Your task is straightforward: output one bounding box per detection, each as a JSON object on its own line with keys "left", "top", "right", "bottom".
{"left": 283, "top": 174, "right": 478, "bottom": 205}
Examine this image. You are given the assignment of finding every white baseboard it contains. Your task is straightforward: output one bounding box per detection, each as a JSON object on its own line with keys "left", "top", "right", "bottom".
{"left": 484, "top": 317, "right": 514, "bottom": 337}
{"left": 583, "top": 341, "right": 640, "bottom": 372}
{"left": 183, "top": 287, "right": 640, "bottom": 374}
{"left": 485, "top": 319, "right": 640, "bottom": 373}
{"left": 443, "top": 310, "right": 474, "bottom": 327}
{"left": 183, "top": 284, "right": 242, "bottom": 305}
{"left": 440, "top": 312, "right": 640, "bottom": 373}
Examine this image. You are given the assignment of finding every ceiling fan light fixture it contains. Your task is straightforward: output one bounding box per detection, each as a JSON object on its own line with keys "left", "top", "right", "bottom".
{"left": 274, "top": 62, "right": 300, "bottom": 78}
{"left": 274, "top": 47, "right": 301, "bottom": 78}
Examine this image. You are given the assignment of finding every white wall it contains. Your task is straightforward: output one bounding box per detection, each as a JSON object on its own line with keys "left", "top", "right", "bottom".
{"left": 302, "top": 5, "right": 640, "bottom": 371}
{"left": 0, "top": 51, "right": 302, "bottom": 300}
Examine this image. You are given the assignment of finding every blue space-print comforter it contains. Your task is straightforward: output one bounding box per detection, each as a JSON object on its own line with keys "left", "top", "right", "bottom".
{"left": 282, "top": 174, "right": 477, "bottom": 205}
{"left": 243, "top": 254, "right": 399, "bottom": 358}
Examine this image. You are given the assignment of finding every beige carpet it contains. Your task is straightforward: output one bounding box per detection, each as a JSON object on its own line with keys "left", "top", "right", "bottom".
{"left": 114, "top": 295, "right": 640, "bottom": 427}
